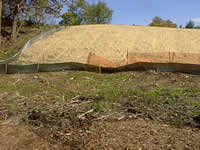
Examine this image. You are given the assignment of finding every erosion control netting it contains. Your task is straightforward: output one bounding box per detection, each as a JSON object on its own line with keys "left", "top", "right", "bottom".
{"left": 1, "top": 25, "right": 200, "bottom": 74}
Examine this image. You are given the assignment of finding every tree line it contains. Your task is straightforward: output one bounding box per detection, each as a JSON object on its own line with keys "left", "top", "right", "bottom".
{"left": 0, "top": 0, "right": 113, "bottom": 43}
{"left": 149, "top": 16, "right": 199, "bottom": 29}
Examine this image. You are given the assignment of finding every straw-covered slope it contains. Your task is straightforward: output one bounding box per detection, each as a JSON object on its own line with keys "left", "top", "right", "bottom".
{"left": 19, "top": 24, "right": 200, "bottom": 64}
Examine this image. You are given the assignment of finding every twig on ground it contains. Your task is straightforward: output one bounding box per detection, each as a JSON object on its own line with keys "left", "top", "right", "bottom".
{"left": 71, "top": 95, "right": 80, "bottom": 100}
{"left": 78, "top": 109, "right": 94, "bottom": 120}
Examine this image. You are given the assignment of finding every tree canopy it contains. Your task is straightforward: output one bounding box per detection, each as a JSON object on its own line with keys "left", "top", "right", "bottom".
{"left": 83, "top": 1, "right": 113, "bottom": 24}
{"left": 1, "top": 0, "right": 64, "bottom": 40}
{"left": 149, "top": 16, "right": 177, "bottom": 28}
{"left": 59, "top": 0, "right": 113, "bottom": 26}
{"left": 185, "top": 20, "right": 195, "bottom": 29}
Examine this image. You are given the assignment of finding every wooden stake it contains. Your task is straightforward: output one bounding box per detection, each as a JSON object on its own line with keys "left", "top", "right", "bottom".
{"left": 126, "top": 50, "right": 129, "bottom": 65}
{"left": 98, "top": 66, "right": 101, "bottom": 73}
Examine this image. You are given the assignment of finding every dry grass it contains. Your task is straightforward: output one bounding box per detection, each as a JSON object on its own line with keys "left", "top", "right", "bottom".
{"left": 19, "top": 24, "right": 200, "bottom": 64}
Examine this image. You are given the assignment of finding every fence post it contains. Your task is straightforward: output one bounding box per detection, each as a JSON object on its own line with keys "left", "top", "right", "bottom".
{"left": 87, "top": 52, "right": 92, "bottom": 65}
{"left": 172, "top": 52, "right": 175, "bottom": 63}
{"left": 4, "top": 64, "right": 8, "bottom": 74}
{"left": 37, "top": 63, "right": 40, "bottom": 72}
{"left": 126, "top": 50, "right": 129, "bottom": 65}
{"left": 169, "top": 52, "right": 171, "bottom": 63}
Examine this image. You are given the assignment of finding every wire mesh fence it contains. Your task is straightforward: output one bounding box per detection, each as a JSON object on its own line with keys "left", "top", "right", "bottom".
{"left": 0, "top": 62, "right": 199, "bottom": 75}
{"left": 0, "top": 27, "right": 65, "bottom": 65}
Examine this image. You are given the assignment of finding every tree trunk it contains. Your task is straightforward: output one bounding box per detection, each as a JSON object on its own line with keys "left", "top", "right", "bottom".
{"left": 11, "top": 13, "right": 18, "bottom": 41}
{"left": 0, "top": 0, "right": 2, "bottom": 46}
{"left": 11, "top": 0, "right": 25, "bottom": 41}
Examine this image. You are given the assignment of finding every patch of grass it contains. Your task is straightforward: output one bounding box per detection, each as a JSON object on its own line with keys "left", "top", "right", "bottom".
{"left": 1, "top": 71, "right": 200, "bottom": 128}
{"left": 168, "top": 119, "right": 187, "bottom": 126}
{"left": 14, "top": 82, "right": 42, "bottom": 97}
{"left": 90, "top": 102, "right": 102, "bottom": 111}
{"left": 184, "top": 98, "right": 200, "bottom": 107}
{"left": 67, "top": 72, "right": 200, "bottom": 112}
{"left": 0, "top": 52, "right": 8, "bottom": 59}
{"left": 98, "top": 88, "right": 123, "bottom": 102}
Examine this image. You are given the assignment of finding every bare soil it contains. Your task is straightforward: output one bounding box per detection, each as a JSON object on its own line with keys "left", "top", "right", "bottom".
{"left": 0, "top": 125, "right": 53, "bottom": 150}
{"left": 88, "top": 120, "right": 200, "bottom": 150}
{"left": 1, "top": 117, "right": 200, "bottom": 150}
{"left": 19, "top": 25, "right": 200, "bottom": 64}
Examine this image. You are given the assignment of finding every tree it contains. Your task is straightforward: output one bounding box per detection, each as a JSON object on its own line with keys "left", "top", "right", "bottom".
{"left": 83, "top": 1, "right": 113, "bottom": 24}
{"left": 185, "top": 20, "right": 195, "bottom": 29}
{"left": 59, "top": 0, "right": 86, "bottom": 26}
{"left": 149, "top": 16, "right": 177, "bottom": 28}
{"left": 4, "top": 0, "right": 63, "bottom": 41}
{"left": 165, "top": 19, "right": 177, "bottom": 28}
{"left": 59, "top": 0, "right": 113, "bottom": 25}
{"left": 59, "top": 11, "right": 81, "bottom": 25}
{"left": 149, "top": 16, "right": 166, "bottom": 27}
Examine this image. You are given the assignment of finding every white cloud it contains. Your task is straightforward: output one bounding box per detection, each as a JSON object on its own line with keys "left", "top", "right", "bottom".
{"left": 192, "top": 18, "right": 200, "bottom": 23}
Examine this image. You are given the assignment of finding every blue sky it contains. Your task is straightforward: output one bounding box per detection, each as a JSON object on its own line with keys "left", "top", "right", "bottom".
{"left": 61, "top": 0, "right": 200, "bottom": 26}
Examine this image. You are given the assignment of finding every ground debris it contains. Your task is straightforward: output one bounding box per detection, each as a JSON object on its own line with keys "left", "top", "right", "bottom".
{"left": 1, "top": 71, "right": 200, "bottom": 149}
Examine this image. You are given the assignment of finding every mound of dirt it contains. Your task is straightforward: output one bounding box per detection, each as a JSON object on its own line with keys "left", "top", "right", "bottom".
{"left": 19, "top": 25, "right": 200, "bottom": 65}
{"left": 20, "top": 25, "right": 200, "bottom": 63}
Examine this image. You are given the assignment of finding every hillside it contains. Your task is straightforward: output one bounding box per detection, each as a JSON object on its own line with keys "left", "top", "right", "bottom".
{"left": 19, "top": 24, "right": 200, "bottom": 64}
{"left": 0, "top": 26, "right": 59, "bottom": 60}
{"left": 1, "top": 25, "right": 200, "bottom": 149}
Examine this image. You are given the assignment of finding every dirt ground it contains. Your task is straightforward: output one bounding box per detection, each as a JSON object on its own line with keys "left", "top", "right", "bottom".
{"left": 1, "top": 119, "right": 200, "bottom": 150}
{"left": 0, "top": 71, "right": 200, "bottom": 150}
{"left": 0, "top": 124, "right": 53, "bottom": 150}
{"left": 89, "top": 120, "right": 200, "bottom": 150}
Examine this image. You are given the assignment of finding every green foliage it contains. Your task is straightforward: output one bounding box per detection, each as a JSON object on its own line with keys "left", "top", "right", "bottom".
{"left": 149, "top": 16, "right": 165, "bottom": 27}
{"left": 149, "top": 16, "right": 177, "bottom": 28}
{"left": 83, "top": 1, "right": 113, "bottom": 24}
{"left": 59, "top": 0, "right": 86, "bottom": 26}
{"left": 165, "top": 19, "right": 177, "bottom": 28}
{"left": 90, "top": 102, "right": 102, "bottom": 111}
{"left": 59, "top": 11, "right": 82, "bottom": 26}
{"left": 185, "top": 20, "right": 195, "bottom": 29}
{"left": 59, "top": 0, "right": 113, "bottom": 26}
